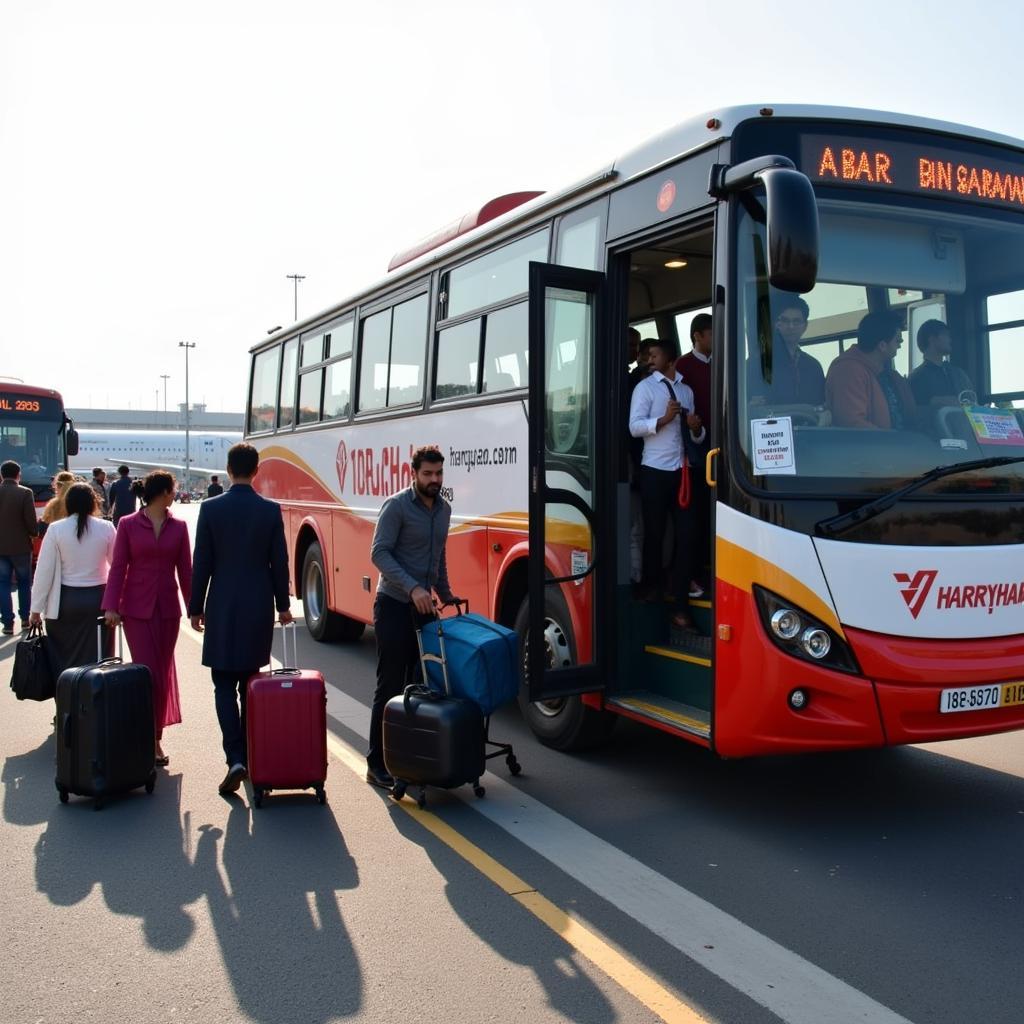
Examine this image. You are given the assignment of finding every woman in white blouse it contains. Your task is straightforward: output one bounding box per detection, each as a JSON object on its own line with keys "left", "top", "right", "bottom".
{"left": 29, "top": 483, "right": 116, "bottom": 676}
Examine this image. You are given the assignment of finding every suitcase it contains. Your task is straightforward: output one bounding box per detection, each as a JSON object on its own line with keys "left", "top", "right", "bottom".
{"left": 246, "top": 623, "right": 327, "bottom": 808}
{"left": 54, "top": 621, "right": 156, "bottom": 810}
{"left": 418, "top": 606, "right": 519, "bottom": 716}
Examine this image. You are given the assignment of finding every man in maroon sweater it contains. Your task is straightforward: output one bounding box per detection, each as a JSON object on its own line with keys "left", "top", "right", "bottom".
{"left": 675, "top": 314, "right": 713, "bottom": 596}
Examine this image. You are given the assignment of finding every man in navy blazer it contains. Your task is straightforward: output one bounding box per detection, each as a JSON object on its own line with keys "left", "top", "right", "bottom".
{"left": 189, "top": 443, "right": 293, "bottom": 794}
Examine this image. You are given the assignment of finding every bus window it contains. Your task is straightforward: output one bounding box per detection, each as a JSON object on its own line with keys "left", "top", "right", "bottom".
{"left": 482, "top": 301, "right": 528, "bottom": 392}
{"left": 324, "top": 357, "right": 351, "bottom": 419}
{"left": 447, "top": 230, "right": 550, "bottom": 319}
{"left": 986, "top": 290, "right": 1024, "bottom": 401}
{"left": 388, "top": 293, "right": 427, "bottom": 407}
{"left": 328, "top": 319, "right": 353, "bottom": 358}
{"left": 297, "top": 369, "right": 323, "bottom": 425}
{"left": 278, "top": 338, "right": 299, "bottom": 428}
{"left": 358, "top": 309, "right": 391, "bottom": 413}
{"left": 249, "top": 345, "right": 280, "bottom": 433}
{"left": 435, "top": 319, "right": 481, "bottom": 400}
{"left": 300, "top": 332, "right": 324, "bottom": 368}
{"left": 545, "top": 288, "right": 592, "bottom": 465}
{"left": 556, "top": 210, "right": 602, "bottom": 271}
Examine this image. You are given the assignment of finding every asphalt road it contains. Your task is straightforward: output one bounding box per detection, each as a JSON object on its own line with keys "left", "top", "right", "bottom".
{"left": 2, "top": 502, "right": 1021, "bottom": 1024}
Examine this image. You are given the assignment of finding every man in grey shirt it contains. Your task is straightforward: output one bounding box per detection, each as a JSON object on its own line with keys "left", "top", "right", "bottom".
{"left": 366, "top": 445, "right": 460, "bottom": 788}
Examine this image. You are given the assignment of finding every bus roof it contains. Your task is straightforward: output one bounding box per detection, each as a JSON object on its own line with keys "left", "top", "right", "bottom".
{"left": 253, "top": 103, "right": 1024, "bottom": 353}
{"left": 0, "top": 380, "right": 65, "bottom": 402}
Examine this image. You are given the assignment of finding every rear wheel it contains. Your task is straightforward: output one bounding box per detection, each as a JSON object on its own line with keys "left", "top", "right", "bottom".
{"left": 514, "top": 591, "right": 616, "bottom": 751}
{"left": 302, "top": 542, "right": 365, "bottom": 643}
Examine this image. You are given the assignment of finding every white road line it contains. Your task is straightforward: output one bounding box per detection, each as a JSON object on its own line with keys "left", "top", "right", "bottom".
{"left": 183, "top": 626, "right": 914, "bottom": 1024}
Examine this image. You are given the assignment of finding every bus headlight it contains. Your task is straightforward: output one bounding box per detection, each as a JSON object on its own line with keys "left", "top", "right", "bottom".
{"left": 754, "top": 586, "right": 860, "bottom": 675}
{"left": 800, "top": 627, "right": 831, "bottom": 660}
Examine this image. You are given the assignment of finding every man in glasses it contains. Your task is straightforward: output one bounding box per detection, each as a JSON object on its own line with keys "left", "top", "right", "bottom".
{"left": 748, "top": 294, "right": 826, "bottom": 408}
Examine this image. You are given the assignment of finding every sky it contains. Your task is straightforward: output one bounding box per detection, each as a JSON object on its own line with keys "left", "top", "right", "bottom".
{"left": 3, "top": 0, "right": 1024, "bottom": 414}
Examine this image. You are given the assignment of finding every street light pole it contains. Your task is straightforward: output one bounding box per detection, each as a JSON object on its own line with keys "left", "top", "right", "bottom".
{"left": 160, "top": 374, "right": 170, "bottom": 423}
{"left": 286, "top": 274, "right": 306, "bottom": 321}
{"left": 178, "top": 342, "right": 195, "bottom": 492}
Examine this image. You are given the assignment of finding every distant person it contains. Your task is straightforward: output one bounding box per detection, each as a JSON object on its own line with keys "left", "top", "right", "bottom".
{"left": 42, "top": 470, "right": 77, "bottom": 525}
{"left": 103, "top": 471, "right": 193, "bottom": 767}
{"left": 909, "top": 319, "right": 975, "bottom": 408}
{"left": 29, "top": 483, "right": 115, "bottom": 672}
{"left": 206, "top": 475, "right": 224, "bottom": 498}
{"left": 108, "top": 465, "right": 138, "bottom": 527}
{"left": 188, "top": 443, "right": 292, "bottom": 795}
{"left": 676, "top": 313, "right": 713, "bottom": 597}
{"left": 0, "top": 460, "right": 38, "bottom": 636}
{"left": 367, "top": 445, "right": 461, "bottom": 789}
{"left": 90, "top": 467, "right": 110, "bottom": 518}
{"left": 748, "top": 294, "right": 825, "bottom": 407}
{"left": 629, "top": 340, "right": 706, "bottom": 631}
{"left": 826, "top": 311, "right": 917, "bottom": 429}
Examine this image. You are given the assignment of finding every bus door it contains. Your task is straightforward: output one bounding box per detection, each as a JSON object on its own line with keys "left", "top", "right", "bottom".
{"left": 526, "top": 263, "right": 611, "bottom": 702}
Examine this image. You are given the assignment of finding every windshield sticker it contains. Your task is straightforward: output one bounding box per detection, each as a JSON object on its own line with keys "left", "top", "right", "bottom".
{"left": 751, "top": 417, "right": 796, "bottom": 475}
{"left": 965, "top": 407, "right": 1024, "bottom": 447}
{"left": 570, "top": 549, "right": 589, "bottom": 585}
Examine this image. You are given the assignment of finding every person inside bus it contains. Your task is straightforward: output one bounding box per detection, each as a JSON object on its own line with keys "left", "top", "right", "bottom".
{"left": 676, "top": 313, "right": 713, "bottom": 598}
{"left": 909, "top": 319, "right": 975, "bottom": 409}
{"left": 626, "top": 337, "right": 655, "bottom": 584}
{"left": 747, "top": 294, "right": 825, "bottom": 408}
{"left": 629, "top": 339, "right": 706, "bottom": 631}
{"left": 825, "top": 311, "right": 917, "bottom": 429}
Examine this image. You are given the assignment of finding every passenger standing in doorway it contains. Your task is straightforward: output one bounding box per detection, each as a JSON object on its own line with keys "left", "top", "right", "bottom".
{"left": 626, "top": 335, "right": 654, "bottom": 584}
{"left": 366, "top": 445, "right": 461, "bottom": 789}
{"left": 188, "top": 444, "right": 292, "bottom": 795}
{"left": 108, "top": 465, "right": 138, "bottom": 527}
{"left": 629, "top": 340, "right": 706, "bottom": 630}
{"left": 676, "top": 313, "right": 713, "bottom": 597}
{"left": 0, "top": 460, "right": 38, "bottom": 635}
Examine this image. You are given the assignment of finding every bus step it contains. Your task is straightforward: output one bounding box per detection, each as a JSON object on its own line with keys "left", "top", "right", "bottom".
{"left": 651, "top": 632, "right": 713, "bottom": 664}
{"left": 606, "top": 692, "right": 710, "bottom": 739}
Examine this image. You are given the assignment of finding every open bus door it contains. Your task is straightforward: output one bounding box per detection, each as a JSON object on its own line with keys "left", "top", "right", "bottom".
{"left": 526, "top": 263, "right": 612, "bottom": 705}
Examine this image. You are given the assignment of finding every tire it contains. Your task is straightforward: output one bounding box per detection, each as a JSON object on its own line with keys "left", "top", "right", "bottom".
{"left": 514, "top": 590, "right": 617, "bottom": 751}
{"left": 302, "top": 542, "right": 365, "bottom": 643}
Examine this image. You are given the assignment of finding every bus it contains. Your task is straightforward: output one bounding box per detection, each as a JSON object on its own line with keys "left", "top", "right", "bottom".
{"left": 245, "top": 105, "right": 1024, "bottom": 758}
{"left": 0, "top": 381, "right": 79, "bottom": 509}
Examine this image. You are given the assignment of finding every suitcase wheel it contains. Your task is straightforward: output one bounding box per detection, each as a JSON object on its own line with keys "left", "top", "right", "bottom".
{"left": 253, "top": 788, "right": 264, "bottom": 809}
{"left": 473, "top": 784, "right": 486, "bottom": 799}
{"left": 391, "top": 780, "right": 407, "bottom": 801}
{"left": 506, "top": 755, "right": 522, "bottom": 777}
{"left": 315, "top": 787, "right": 326, "bottom": 806}
{"left": 57, "top": 786, "right": 69, "bottom": 804}
{"left": 145, "top": 772, "right": 156, "bottom": 795}
{"left": 416, "top": 790, "right": 427, "bottom": 809}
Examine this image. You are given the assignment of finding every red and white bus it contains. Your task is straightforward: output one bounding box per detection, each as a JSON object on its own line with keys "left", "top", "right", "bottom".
{"left": 0, "top": 381, "right": 79, "bottom": 511}
{"left": 245, "top": 105, "right": 1024, "bottom": 757}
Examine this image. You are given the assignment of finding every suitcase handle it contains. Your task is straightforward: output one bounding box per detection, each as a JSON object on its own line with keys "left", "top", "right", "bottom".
{"left": 271, "top": 621, "right": 300, "bottom": 674}
{"left": 95, "top": 616, "right": 123, "bottom": 664}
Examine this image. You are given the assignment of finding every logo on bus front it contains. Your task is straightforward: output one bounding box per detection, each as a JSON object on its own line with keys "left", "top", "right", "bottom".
{"left": 894, "top": 570, "right": 1024, "bottom": 618}
{"left": 336, "top": 440, "right": 349, "bottom": 493}
{"left": 656, "top": 179, "right": 677, "bottom": 213}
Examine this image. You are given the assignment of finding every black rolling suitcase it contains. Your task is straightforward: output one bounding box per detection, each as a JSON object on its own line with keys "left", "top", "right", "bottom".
{"left": 55, "top": 620, "right": 157, "bottom": 809}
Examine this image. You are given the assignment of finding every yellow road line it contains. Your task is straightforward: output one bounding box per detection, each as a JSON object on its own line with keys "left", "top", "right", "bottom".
{"left": 324, "top": 734, "right": 708, "bottom": 1024}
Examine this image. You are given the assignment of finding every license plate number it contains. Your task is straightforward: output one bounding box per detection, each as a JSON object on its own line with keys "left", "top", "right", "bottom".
{"left": 939, "top": 681, "right": 1024, "bottom": 714}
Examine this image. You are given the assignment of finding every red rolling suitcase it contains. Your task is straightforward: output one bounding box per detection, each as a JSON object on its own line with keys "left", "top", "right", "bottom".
{"left": 246, "top": 623, "right": 327, "bottom": 808}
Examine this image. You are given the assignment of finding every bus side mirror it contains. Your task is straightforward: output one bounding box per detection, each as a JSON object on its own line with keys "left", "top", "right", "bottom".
{"left": 710, "top": 156, "right": 820, "bottom": 294}
{"left": 66, "top": 428, "right": 79, "bottom": 457}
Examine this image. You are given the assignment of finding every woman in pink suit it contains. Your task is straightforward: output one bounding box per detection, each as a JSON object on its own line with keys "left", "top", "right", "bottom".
{"left": 102, "top": 471, "right": 192, "bottom": 766}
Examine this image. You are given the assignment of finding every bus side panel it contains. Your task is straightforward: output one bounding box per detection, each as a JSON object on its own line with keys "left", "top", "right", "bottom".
{"left": 445, "top": 525, "right": 491, "bottom": 618}
{"left": 714, "top": 578, "right": 886, "bottom": 758}
{"left": 331, "top": 507, "right": 375, "bottom": 623}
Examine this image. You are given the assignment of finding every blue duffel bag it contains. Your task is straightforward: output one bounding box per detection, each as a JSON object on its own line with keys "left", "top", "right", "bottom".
{"left": 418, "top": 611, "right": 520, "bottom": 717}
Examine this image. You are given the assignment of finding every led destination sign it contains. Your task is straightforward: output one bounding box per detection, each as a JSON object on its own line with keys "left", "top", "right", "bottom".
{"left": 0, "top": 394, "right": 60, "bottom": 418}
{"left": 801, "top": 134, "right": 1024, "bottom": 212}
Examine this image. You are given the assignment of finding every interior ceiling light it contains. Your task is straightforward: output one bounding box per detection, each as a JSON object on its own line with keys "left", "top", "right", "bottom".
{"left": 664, "top": 258, "right": 688, "bottom": 269}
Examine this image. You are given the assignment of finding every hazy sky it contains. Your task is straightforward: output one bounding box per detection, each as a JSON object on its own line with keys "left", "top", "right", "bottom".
{"left": 3, "top": 0, "right": 1024, "bottom": 412}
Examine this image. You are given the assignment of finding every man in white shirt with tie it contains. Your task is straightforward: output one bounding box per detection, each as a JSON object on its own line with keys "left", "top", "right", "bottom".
{"left": 628, "top": 339, "right": 706, "bottom": 631}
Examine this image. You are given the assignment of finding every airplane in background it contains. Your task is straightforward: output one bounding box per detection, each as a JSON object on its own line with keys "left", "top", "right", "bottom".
{"left": 69, "top": 430, "right": 241, "bottom": 482}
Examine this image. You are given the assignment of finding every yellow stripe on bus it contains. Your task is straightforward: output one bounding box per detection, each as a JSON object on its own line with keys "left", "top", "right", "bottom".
{"left": 716, "top": 536, "right": 845, "bottom": 637}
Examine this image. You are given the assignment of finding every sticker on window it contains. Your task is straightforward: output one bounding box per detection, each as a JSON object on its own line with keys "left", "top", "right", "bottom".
{"left": 750, "top": 417, "right": 796, "bottom": 475}
{"left": 965, "top": 407, "right": 1024, "bottom": 446}
{"left": 570, "top": 549, "right": 590, "bottom": 584}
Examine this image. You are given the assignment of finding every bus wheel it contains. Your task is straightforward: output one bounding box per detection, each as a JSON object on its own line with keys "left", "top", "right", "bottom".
{"left": 513, "top": 592, "right": 616, "bottom": 751}
{"left": 302, "top": 542, "right": 365, "bottom": 643}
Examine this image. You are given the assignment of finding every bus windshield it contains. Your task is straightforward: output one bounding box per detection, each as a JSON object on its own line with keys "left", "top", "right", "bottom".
{"left": 0, "top": 405, "right": 66, "bottom": 493}
{"left": 734, "top": 198, "right": 1024, "bottom": 497}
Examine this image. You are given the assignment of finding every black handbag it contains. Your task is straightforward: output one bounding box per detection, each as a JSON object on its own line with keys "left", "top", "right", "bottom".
{"left": 11, "top": 624, "right": 56, "bottom": 701}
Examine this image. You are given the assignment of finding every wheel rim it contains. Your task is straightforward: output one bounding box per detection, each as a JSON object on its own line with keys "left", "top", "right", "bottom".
{"left": 304, "top": 558, "right": 324, "bottom": 624}
{"left": 524, "top": 612, "right": 573, "bottom": 717}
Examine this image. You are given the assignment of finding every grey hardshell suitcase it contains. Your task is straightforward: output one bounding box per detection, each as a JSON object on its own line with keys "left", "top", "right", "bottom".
{"left": 54, "top": 622, "right": 156, "bottom": 809}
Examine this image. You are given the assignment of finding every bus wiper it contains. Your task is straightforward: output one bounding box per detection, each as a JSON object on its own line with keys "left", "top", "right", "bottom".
{"left": 814, "top": 456, "right": 1024, "bottom": 539}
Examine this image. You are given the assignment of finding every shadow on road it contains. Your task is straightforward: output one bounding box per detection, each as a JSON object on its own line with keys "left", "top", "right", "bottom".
{"left": 3, "top": 733, "right": 54, "bottom": 827}
{"left": 387, "top": 801, "right": 620, "bottom": 1024}
{"left": 195, "top": 794, "right": 362, "bottom": 1023}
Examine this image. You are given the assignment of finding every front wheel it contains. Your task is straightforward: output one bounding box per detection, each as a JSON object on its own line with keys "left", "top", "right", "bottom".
{"left": 302, "top": 541, "right": 366, "bottom": 643}
{"left": 513, "top": 591, "right": 616, "bottom": 751}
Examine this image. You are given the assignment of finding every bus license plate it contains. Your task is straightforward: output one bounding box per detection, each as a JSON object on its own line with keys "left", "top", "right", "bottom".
{"left": 939, "top": 682, "right": 1024, "bottom": 714}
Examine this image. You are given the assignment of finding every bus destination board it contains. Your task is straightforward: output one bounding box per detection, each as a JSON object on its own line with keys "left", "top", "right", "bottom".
{"left": 801, "top": 134, "right": 1024, "bottom": 213}
{"left": 0, "top": 393, "right": 60, "bottom": 418}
